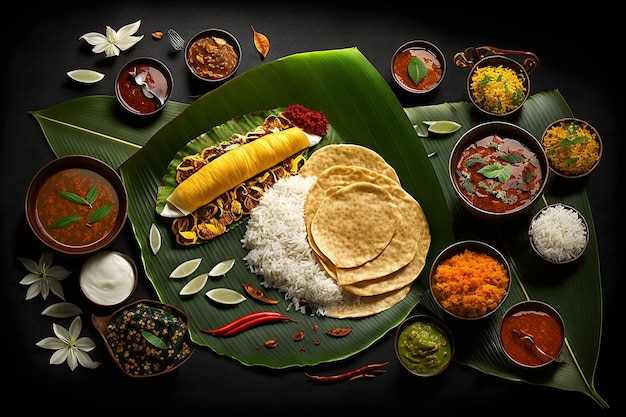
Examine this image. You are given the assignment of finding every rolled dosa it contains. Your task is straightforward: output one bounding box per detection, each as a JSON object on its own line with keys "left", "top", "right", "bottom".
{"left": 163, "top": 127, "right": 313, "bottom": 217}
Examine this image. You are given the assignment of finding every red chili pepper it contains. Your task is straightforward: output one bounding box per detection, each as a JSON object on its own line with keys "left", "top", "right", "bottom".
{"left": 304, "top": 362, "right": 389, "bottom": 382}
{"left": 202, "top": 311, "right": 298, "bottom": 337}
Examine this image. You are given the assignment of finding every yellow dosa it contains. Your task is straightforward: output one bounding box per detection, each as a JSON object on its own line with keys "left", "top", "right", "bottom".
{"left": 166, "top": 127, "right": 310, "bottom": 216}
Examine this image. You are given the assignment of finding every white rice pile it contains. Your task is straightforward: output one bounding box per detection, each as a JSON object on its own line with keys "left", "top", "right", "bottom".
{"left": 528, "top": 204, "right": 588, "bottom": 262}
{"left": 241, "top": 175, "right": 359, "bottom": 315}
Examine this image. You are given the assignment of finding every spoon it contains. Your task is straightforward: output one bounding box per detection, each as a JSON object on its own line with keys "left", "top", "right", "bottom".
{"left": 129, "top": 67, "right": 166, "bottom": 106}
{"left": 512, "top": 329, "right": 563, "bottom": 363}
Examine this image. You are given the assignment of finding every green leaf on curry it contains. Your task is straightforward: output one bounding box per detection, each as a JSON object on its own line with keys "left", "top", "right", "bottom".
{"left": 28, "top": 48, "right": 607, "bottom": 409}
{"left": 408, "top": 56, "right": 427, "bottom": 84}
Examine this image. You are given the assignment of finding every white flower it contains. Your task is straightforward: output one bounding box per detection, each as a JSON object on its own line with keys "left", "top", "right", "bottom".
{"left": 18, "top": 251, "right": 72, "bottom": 301}
{"left": 79, "top": 19, "right": 144, "bottom": 57}
{"left": 36, "top": 316, "right": 101, "bottom": 371}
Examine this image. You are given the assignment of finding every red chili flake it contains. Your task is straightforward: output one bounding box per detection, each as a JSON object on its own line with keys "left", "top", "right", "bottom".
{"left": 312, "top": 324, "right": 319, "bottom": 331}
{"left": 314, "top": 338, "right": 321, "bottom": 346}
{"left": 282, "top": 104, "right": 329, "bottom": 137}
{"left": 293, "top": 330, "right": 305, "bottom": 342}
{"left": 300, "top": 346, "right": 307, "bottom": 352}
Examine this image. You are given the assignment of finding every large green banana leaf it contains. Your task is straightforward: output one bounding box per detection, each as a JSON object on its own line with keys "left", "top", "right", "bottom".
{"left": 29, "top": 48, "right": 607, "bottom": 408}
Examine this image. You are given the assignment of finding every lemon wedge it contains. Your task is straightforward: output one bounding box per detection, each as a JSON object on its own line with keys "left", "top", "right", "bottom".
{"left": 67, "top": 69, "right": 105, "bottom": 84}
{"left": 206, "top": 288, "right": 247, "bottom": 305}
{"left": 208, "top": 259, "right": 236, "bottom": 277}
{"left": 169, "top": 257, "right": 202, "bottom": 279}
{"left": 149, "top": 223, "right": 162, "bottom": 255}
{"left": 426, "top": 120, "right": 462, "bottom": 135}
{"left": 179, "top": 273, "right": 209, "bottom": 296}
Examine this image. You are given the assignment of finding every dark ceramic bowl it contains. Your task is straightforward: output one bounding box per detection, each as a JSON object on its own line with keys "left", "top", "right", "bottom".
{"left": 541, "top": 117, "right": 602, "bottom": 179}
{"left": 429, "top": 240, "right": 511, "bottom": 320}
{"left": 391, "top": 39, "right": 446, "bottom": 94}
{"left": 115, "top": 57, "right": 173, "bottom": 116}
{"left": 528, "top": 203, "right": 589, "bottom": 264}
{"left": 79, "top": 251, "right": 138, "bottom": 307}
{"left": 394, "top": 314, "right": 455, "bottom": 377}
{"left": 467, "top": 55, "right": 530, "bottom": 117}
{"left": 25, "top": 155, "right": 128, "bottom": 255}
{"left": 185, "top": 28, "right": 241, "bottom": 82}
{"left": 499, "top": 300, "right": 565, "bottom": 369}
{"left": 92, "top": 299, "right": 195, "bottom": 378}
{"left": 449, "top": 121, "right": 549, "bottom": 222}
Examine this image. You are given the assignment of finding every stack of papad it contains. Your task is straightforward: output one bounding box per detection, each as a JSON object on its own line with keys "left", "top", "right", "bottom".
{"left": 300, "top": 144, "right": 431, "bottom": 318}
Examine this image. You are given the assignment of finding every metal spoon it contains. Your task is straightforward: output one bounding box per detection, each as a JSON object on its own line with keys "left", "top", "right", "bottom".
{"left": 129, "top": 67, "right": 166, "bottom": 106}
{"left": 512, "top": 329, "right": 563, "bottom": 363}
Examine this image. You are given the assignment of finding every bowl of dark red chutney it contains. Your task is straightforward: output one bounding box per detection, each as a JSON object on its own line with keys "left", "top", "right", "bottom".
{"left": 115, "top": 57, "right": 173, "bottom": 116}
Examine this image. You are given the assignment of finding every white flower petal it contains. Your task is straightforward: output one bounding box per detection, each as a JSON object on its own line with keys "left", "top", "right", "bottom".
{"left": 105, "top": 25, "right": 117, "bottom": 42}
{"left": 49, "top": 347, "right": 70, "bottom": 365}
{"left": 75, "top": 337, "right": 96, "bottom": 352}
{"left": 36, "top": 337, "right": 67, "bottom": 350}
{"left": 66, "top": 349, "right": 79, "bottom": 370}
{"left": 48, "top": 279, "right": 65, "bottom": 301}
{"left": 46, "top": 265, "right": 72, "bottom": 279}
{"left": 17, "top": 257, "right": 40, "bottom": 273}
{"left": 39, "top": 251, "right": 54, "bottom": 270}
{"left": 75, "top": 350, "right": 101, "bottom": 369}
{"left": 52, "top": 322, "right": 71, "bottom": 343}
{"left": 41, "top": 302, "right": 83, "bottom": 318}
{"left": 68, "top": 316, "right": 83, "bottom": 339}
{"left": 116, "top": 19, "right": 141, "bottom": 38}
{"left": 115, "top": 34, "right": 144, "bottom": 51}
{"left": 104, "top": 44, "right": 120, "bottom": 57}
{"left": 25, "top": 283, "right": 41, "bottom": 300}
{"left": 19, "top": 272, "right": 41, "bottom": 285}
{"left": 39, "top": 280, "right": 50, "bottom": 300}
{"left": 79, "top": 32, "right": 107, "bottom": 45}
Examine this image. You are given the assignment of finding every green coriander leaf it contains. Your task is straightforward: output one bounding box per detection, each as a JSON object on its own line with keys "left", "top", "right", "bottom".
{"left": 559, "top": 135, "right": 590, "bottom": 147}
{"left": 85, "top": 185, "right": 99, "bottom": 204}
{"left": 477, "top": 163, "right": 512, "bottom": 183}
{"left": 57, "top": 190, "right": 88, "bottom": 205}
{"left": 408, "top": 57, "right": 427, "bottom": 84}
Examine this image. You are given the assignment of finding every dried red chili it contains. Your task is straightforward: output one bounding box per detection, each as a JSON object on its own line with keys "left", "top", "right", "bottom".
{"left": 326, "top": 327, "right": 352, "bottom": 337}
{"left": 305, "top": 362, "right": 388, "bottom": 383}
{"left": 242, "top": 283, "right": 279, "bottom": 305}
{"left": 201, "top": 311, "right": 297, "bottom": 337}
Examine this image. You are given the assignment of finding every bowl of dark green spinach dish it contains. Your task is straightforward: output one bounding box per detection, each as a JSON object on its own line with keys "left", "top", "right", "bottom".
{"left": 394, "top": 314, "right": 454, "bottom": 377}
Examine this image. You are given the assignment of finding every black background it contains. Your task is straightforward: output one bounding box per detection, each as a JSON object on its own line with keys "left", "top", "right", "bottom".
{"left": 4, "top": 3, "right": 621, "bottom": 415}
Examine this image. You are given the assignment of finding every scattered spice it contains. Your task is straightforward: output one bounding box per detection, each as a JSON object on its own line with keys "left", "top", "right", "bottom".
{"left": 326, "top": 327, "right": 352, "bottom": 337}
{"left": 201, "top": 311, "right": 298, "bottom": 337}
{"left": 293, "top": 330, "right": 305, "bottom": 341}
{"left": 252, "top": 26, "right": 270, "bottom": 58}
{"left": 305, "top": 362, "right": 388, "bottom": 382}
{"left": 242, "top": 283, "right": 279, "bottom": 304}
{"left": 264, "top": 339, "right": 279, "bottom": 348}
{"left": 152, "top": 31, "right": 163, "bottom": 40}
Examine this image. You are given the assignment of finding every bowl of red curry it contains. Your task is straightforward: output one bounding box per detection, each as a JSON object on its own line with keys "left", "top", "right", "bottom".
{"left": 115, "top": 57, "right": 173, "bottom": 116}
{"left": 185, "top": 28, "right": 241, "bottom": 82}
{"left": 499, "top": 300, "right": 565, "bottom": 368}
{"left": 391, "top": 39, "right": 446, "bottom": 94}
{"left": 448, "top": 121, "right": 549, "bottom": 222}
{"left": 25, "top": 155, "right": 129, "bottom": 255}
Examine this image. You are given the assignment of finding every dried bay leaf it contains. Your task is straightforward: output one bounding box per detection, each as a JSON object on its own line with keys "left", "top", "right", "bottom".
{"left": 252, "top": 26, "right": 270, "bottom": 58}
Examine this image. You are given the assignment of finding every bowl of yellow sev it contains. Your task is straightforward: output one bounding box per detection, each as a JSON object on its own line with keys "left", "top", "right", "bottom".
{"left": 541, "top": 117, "right": 602, "bottom": 179}
{"left": 429, "top": 240, "right": 511, "bottom": 320}
{"left": 467, "top": 55, "right": 530, "bottom": 117}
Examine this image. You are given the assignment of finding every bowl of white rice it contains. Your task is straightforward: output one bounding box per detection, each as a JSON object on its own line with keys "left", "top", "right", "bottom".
{"left": 528, "top": 203, "right": 589, "bottom": 264}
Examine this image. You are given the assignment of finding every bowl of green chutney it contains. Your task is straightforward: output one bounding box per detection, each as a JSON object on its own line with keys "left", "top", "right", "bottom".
{"left": 394, "top": 314, "right": 455, "bottom": 377}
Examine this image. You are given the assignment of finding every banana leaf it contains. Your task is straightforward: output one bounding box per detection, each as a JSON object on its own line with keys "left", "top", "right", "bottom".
{"left": 29, "top": 48, "right": 607, "bottom": 408}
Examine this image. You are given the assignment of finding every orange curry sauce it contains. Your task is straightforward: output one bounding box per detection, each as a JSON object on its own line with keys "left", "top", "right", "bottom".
{"left": 36, "top": 168, "right": 119, "bottom": 246}
{"left": 393, "top": 48, "right": 442, "bottom": 92}
{"left": 500, "top": 309, "right": 564, "bottom": 367}
{"left": 454, "top": 135, "right": 543, "bottom": 213}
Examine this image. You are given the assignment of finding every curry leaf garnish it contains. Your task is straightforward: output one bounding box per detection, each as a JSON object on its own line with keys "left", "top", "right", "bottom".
{"left": 89, "top": 204, "right": 115, "bottom": 224}
{"left": 85, "top": 185, "right": 99, "bottom": 204}
{"left": 499, "top": 153, "right": 524, "bottom": 163}
{"left": 408, "top": 57, "right": 427, "bottom": 84}
{"left": 57, "top": 190, "right": 89, "bottom": 205}
{"left": 559, "top": 135, "right": 590, "bottom": 147}
{"left": 141, "top": 331, "right": 168, "bottom": 349}
{"left": 477, "top": 163, "right": 512, "bottom": 183}
{"left": 464, "top": 156, "right": 485, "bottom": 168}
{"left": 50, "top": 214, "right": 82, "bottom": 228}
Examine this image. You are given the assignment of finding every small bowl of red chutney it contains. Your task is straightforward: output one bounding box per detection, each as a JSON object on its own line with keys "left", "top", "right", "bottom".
{"left": 391, "top": 40, "right": 446, "bottom": 94}
{"left": 499, "top": 300, "right": 565, "bottom": 368}
{"left": 115, "top": 57, "right": 173, "bottom": 116}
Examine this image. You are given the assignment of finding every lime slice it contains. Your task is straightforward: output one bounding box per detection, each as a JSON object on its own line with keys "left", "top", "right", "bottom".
{"left": 206, "top": 288, "right": 247, "bottom": 305}
{"left": 427, "top": 120, "right": 462, "bottom": 135}
{"left": 149, "top": 223, "right": 161, "bottom": 255}
{"left": 179, "top": 273, "right": 209, "bottom": 296}
{"left": 67, "top": 69, "right": 105, "bottom": 84}
{"left": 208, "top": 259, "right": 236, "bottom": 277}
{"left": 169, "top": 257, "right": 202, "bottom": 279}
